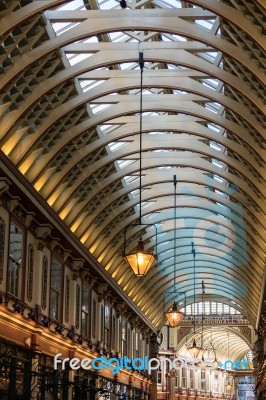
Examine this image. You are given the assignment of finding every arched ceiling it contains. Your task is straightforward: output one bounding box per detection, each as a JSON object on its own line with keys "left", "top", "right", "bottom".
{"left": 1, "top": 0, "right": 265, "bottom": 329}
{"left": 177, "top": 326, "right": 251, "bottom": 363}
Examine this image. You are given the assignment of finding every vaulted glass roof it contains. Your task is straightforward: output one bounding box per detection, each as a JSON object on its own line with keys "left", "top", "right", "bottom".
{"left": 0, "top": 0, "right": 265, "bottom": 330}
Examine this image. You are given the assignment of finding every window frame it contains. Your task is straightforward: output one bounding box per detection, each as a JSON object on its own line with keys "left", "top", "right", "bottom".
{"left": 7, "top": 218, "right": 26, "bottom": 300}
{"left": 81, "top": 283, "right": 90, "bottom": 337}
{"left": 104, "top": 303, "right": 111, "bottom": 351}
{"left": 49, "top": 254, "right": 64, "bottom": 322}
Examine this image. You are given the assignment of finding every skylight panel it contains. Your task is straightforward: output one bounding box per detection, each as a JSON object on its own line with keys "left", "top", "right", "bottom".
{"left": 109, "top": 32, "right": 128, "bottom": 42}
{"left": 108, "top": 142, "right": 127, "bottom": 151}
{"left": 139, "top": 201, "right": 155, "bottom": 210}
{"left": 52, "top": 22, "right": 80, "bottom": 36}
{"left": 100, "top": 124, "right": 121, "bottom": 135}
{"left": 97, "top": 0, "right": 118, "bottom": 9}
{"left": 117, "top": 159, "right": 135, "bottom": 169}
{"left": 202, "top": 81, "right": 216, "bottom": 91}
{"left": 173, "top": 89, "right": 188, "bottom": 94}
{"left": 158, "top": 166, "right": 172, "bottom": 169}
{"left": 205, "top": 104, "right": 219, "bottom": 114}
{"left": 131, "top": 189, "right": 140, "bottom": 198}
{"left": 80, "top": 36, "right": 99, "bottom": 43}
{"left": 208, "top": 124, "right": 220, "bottom": 133}
{"left": 161, "top": 35, "right": 171, "bottom": 42}
{"left": 212, "top": 159, "right": 224, "bottom": 168}
{"left": 121, "top": 62, "right": 137, "bottom": 70}
{"left": 66, "top": 53, "right": 93, "bottom": 67}
{"left": 90, "top": 103, "right": 112, "bottom": 115}
{"left": 79, "top": 79, "right": 105, "bottom": 92}
{"left": 154, "top": 0, "right": 182, "bottom": 8}
{"left": 216, "top": 201, "right": 227, "bottom": 209}
{"left": 57, "top": 0, "right": 85, "bottom": 10}
{"left": 195, "top": 19, "right": 215, "bottom": 31}
{"left": 215, "top": 189, "right": 226, "bottom": 197}
{"left": 213, "top": 174, "right": 225, "bottom": 183}
{"left": 124, "top": 176, "right": 139, "bottom": 184}
{"left": 144, "top": 212, "right": 160, "bottom": 220}
{"left": 172, "top": 34, "right": 187, "bottom": 42}
{"left": 203, "top": 52, "right": 218, "bottom": 62}
{"left": 204, "top": 78, "right": 219, "bottom": 88}
{"left": 153, "top": 149, "right": 171, "bottom": 153}
{"left": 210, "top": 141, "right": 222, "bottom": 151}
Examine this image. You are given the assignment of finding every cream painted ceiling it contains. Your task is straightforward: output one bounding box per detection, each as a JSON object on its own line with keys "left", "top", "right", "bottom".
{"left": 1, "top": 0, "right": 265, "bottom": 330}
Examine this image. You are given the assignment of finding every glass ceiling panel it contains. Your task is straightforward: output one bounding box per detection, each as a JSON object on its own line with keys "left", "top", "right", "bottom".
{"left": 181, "top": 302, "right": 241, "bottom": 315}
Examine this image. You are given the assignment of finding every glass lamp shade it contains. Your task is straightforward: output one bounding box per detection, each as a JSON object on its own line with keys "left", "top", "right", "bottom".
{"left": 124, "top": 240, "right": 156, "bottom": 276}
{"left": 187, "top": 339, "right": 202, "bottom": 358}
{"left": 165, "top": 302, "right": 184, "bottom": 327}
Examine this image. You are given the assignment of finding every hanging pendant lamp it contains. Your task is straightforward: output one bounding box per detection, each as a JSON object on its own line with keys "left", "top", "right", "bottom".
{"left": 187, "top": 242, "right": 202, "bottom": 357}
{"left": 124, "top": 239, "right": 156, "bottom": 276}
{"left": 165, "top": 301, "right": 184, "bottom": 327}
{"left": 188, "top": 338, "right": 202, "bottom": 358}
{"left": 123, "top": 52, "right": 156, "bottom": 276}
{"left": 164, "top": 175, "right": 184, "bottom": 326}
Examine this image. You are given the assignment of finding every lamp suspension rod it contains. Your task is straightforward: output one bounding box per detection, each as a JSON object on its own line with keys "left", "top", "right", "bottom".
{"left": 174, "top": 174, "right": 177, "bottom": 293}
{"left": 191, "top": 241, "right": 196, "bottom": 334}
{"left": 139, "top": 52, "right": 144, "bottom": 226}
{"left": 201, "top": 280, "right": 204, "bottom": 348}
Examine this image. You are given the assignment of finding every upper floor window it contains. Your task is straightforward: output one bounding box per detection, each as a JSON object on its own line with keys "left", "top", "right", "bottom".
{"left": 135, "top": 332, "right": 139, "bottom": 358}
{"left": 181, "top": 368, "right": 186, "bottom": 388}
{"left": 92, "top": 298, "right": 96, "bottom": 338}
{"left": 201, "top": 371, "right": 206, "bottom": 391}
{"left": 104, "top": 304, "right": 111, "bottom": 351}
{"left": 121, "top": 318, "right": 127, "bottom": 356}
{"left": 112, "top": 315, "right": 116, "bottom": 350}
{"left": 127, "top": 326, "right": 131, "bottom": 358}
{"left": 49, "top": 256, "right": 63, "bottom": 321}
{"left": 189, "top": 369, "right": 194, "bottom": 389}
{"left": 81, "top": 284, "right": 89, "bottom": 337}
{"left": 7, "top": 221, "right": 24, "bottom": 298}
{"left": 214, "top": 373, "right": 219, "bottom": 392}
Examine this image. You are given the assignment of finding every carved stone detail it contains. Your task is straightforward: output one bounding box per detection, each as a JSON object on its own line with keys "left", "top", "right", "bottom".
{"left": 63, "top": 251, "right": 71, "bottom": 263}
{"left": 129, "top": 316, "right": 139, "bottom": 330}
{"left": 50, "top": 239, "right": 60, "bottom": 251}
{"left": 35, "top": 225, "right": 52, "bottom": 239}
{"left": 114, "top": 301, "right": 125, "bottom": 318}
{"left": 25, "top": 212, "right": 35, "bottom": 227}
{"left": 71, "top": 259, "right": 84, "bottom": 272}
{"left": 7, "top": 198, "right": 19, "bottom": 212}
{"left": 13, "top": 205, "right": 26, "bottom": 223}
{"left": 0, "top": 179, "right": 9, "bottom": 196}
{"left": 96, "top": 283, "right": 108, "bottom": 302}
